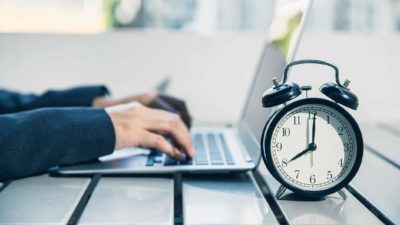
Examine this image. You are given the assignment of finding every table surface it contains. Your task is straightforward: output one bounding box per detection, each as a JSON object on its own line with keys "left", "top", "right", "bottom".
{"left": 0, "top": 123, "right": 399, "bottom": 225}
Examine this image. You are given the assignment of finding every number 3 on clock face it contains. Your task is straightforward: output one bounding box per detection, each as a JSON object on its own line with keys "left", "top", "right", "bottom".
{"left": 261, "top": 98, "right": 363, "bottom": 197}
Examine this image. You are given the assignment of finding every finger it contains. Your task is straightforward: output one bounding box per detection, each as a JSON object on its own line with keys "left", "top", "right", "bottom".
{"left": 143, "top": 109, "right": 195, "bottom": 158}
{"left": 153, "top": 111, "right": 194, "bottom": 158}
{"left": 149, "top": 97, "right": 177, "bottom": 114}
{"left": 152, "top": 96, "right": 192, "bottom": 128}
{"left": 140, "top": 131, "right": 187, "bottom": 161}
{"left": 158, "top": 111, "right": 194, "bottom": 158}
{"left": 149, "top": 96, "right": 191, "bottom": 128}
{"left": 137, "top": 91, "right": 158, "bottom": 105}
{"left": 169, "top": 101, "right": 191, "bottom": 129}
{"left": 105, "top": 101, "right": 143, "bottom": 113}
{"left": 159, "top": 95, "right": 192, "bottom": 128}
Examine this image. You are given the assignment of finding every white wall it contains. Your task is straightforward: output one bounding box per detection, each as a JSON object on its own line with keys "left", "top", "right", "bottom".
{"left": 295, "top": 34, "right": 400, "bottom": 124}
{"left": 0, "top": 31, "right": 264, "bottom": 125}
{"left": 0, "top": 32, "right": 399, "bottom": 125}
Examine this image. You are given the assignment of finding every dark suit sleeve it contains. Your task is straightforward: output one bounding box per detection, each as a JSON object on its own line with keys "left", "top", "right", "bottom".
{"left": 0, "top": 107, "right": 115, "bottom": 181}
{"left": 0, "top": 86, "right": 109, "bottom": 114}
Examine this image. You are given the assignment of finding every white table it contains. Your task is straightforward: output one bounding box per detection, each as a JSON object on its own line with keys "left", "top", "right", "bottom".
{"left": 0, "top": 123, "right": 399, "bottom": 225}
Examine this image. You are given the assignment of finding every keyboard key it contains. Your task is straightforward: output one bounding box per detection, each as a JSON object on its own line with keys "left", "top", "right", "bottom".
{"left": 218, "top": 133, "right": 235, "bottom": 165}
{"left": 147, "top": 149, "right": 164, "bottom": 166}
{"left": 211, "top": 160, "right": 224, "bottom": 165}
{"left": 194, "top": 154, "right": 208, "bottom": 162}
{"left": 193, "top": 134, "right": 209, "bottom": 165}
{"left": 226, "top": 158, "right": 235, "bottom": 165}
{"left": 164, "top": 155, "right": 178, "bottom": 166}
{"left": 146, "top": 157, "right": 154, "bottom": 166}
{"left": 194, "top": 134, "right": 205, "bottom": 152}
{"left": 194, "top": 155, "right": 208, "bottom": 165}
{"left": 207, "top": 133, "right": 224, "bottom": 165}
{"left": 180, "top": 160, "right": 193, "bottom": 165}
{"left": 194, "top": 161, "right": 208, "bottom": 165}
{"left": 153, "top": 157, "right": 163, "bottom": 164}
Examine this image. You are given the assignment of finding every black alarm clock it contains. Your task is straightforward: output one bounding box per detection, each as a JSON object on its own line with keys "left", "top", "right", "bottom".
{"left": 260, "top": 59, "right": 363, "bottom": 199}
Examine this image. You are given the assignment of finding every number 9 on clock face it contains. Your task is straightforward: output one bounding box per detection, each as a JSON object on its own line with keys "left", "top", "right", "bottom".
{"left": 261, "top": 98, "right": 363, "bottom": 197}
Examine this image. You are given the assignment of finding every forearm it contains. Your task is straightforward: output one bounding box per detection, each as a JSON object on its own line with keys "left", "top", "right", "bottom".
{"left": 0, "top": 107, "right": 115, "bottom": 181}
{"left": 0, "top": 85, "right": 109, "bottom": 114}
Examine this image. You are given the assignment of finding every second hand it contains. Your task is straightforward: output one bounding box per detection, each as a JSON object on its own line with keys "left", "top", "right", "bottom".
{"left": 311, "top": 150, "right": 313, "bottom": 167}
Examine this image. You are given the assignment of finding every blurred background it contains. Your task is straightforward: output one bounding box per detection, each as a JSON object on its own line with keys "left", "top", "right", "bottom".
{"left": 0, "top": 0, "right": 399, "bottom": 124}
{"left": 1, "top": 0, "right": 399, "bottom": 33}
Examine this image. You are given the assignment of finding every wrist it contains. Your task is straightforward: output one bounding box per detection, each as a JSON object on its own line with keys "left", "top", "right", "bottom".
{"left": 93, "top": 96, "right": 114, "bottom": 108}
{"left": 106, "top": 109, "right": 125, "bottom": 149}
{"left": 105, "top": 102, "right": 142, "bottom": 149}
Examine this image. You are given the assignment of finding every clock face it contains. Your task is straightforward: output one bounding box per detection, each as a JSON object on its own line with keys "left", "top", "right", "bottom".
{"left": 262, "top": 98, "right": 363, "bottom": 195}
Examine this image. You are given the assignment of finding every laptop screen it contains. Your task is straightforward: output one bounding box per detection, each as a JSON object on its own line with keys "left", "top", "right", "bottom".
{"left": 240, "top": 0, "right": 312, "bottom": 159}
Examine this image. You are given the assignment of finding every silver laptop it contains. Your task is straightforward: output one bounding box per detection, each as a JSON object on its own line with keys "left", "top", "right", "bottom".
{"left": 58, "top": 0, "right": 312, "bottom": 175}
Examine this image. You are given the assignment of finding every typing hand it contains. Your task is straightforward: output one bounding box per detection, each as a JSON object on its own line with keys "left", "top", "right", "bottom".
{"left": 93, "top": 92, "right": 192, "bottom": 128}
{"left": 149, "top": 94, "right": 192, "bottom": 129}
{"left": 105, "top": 102, "right": 195, "bottom": 161}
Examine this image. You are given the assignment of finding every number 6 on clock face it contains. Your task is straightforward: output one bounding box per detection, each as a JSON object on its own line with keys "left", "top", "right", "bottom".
{"left": 261, "top": 98, "right": 363, "bottom": 197}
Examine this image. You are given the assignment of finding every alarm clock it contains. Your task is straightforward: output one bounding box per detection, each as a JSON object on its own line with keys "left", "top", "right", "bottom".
{"left": 260, "top": 59, "right": 363, "bottom": 199}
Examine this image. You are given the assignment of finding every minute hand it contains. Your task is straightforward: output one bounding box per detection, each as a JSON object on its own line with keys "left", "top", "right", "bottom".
{"left": 311, "top": 112, "right": 317, "bottom": 145}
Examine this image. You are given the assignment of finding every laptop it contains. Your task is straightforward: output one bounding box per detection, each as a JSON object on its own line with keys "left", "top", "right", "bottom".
{"left": 58, "top": 0, "right": 312, "bottom": 175}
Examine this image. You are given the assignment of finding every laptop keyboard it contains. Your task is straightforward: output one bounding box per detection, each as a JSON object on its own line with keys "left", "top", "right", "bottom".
{"left": 146, "top": 132, "right": 235, "bottom": 166}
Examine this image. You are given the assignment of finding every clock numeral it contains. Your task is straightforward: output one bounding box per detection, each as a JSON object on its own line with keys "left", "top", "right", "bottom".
{"left": 294, "top": 170, "right": 300, "bottom": 179}
{"left": 308, "top": 111, "right": 317, "bottom": 119}
{"left": 326, "top": 115, "right": 330, "bottom": 124}
{"left": 344, "top": 143, "right": 350, "bottom": 152}
{"left": 337, "top": 126, "right": 344, "bottom": 135}
{"left": 327, "top": 171, "right": 333, "bottom": 180}
{"left": 282, "top": 128, "right": 290, "bottom": 137}
{"left": 275, "top": 142, "right": 283, "bottom": 151}
{"left": 293, "top": 116, "right": 300, "bottom": 125}
{"left": 338, "top": 158, "right": 343, "bottom": 167}
{"left": 310, "top": 174, "right": 316, "bottom": 184}
{"left": 282, "top": 159, "right": 288, "bottom": 167}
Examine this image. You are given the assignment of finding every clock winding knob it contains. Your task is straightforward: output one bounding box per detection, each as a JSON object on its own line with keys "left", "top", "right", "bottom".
{"left": 343, "top": 79, "right": 350, "bottom": 88}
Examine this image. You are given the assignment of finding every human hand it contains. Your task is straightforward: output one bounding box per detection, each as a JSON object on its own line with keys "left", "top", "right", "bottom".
{"left": 105, "top": 102, "right": 194, "bottom": 161}
{"left": 93, "top": 92, "right": 192, "bottom": 128}
{"left": 148, "top": 94, "right": 192, "bottom": 128}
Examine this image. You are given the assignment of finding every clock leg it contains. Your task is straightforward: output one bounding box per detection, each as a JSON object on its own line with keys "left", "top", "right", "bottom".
{"left": 276, "top": 185, "right": 287, "bottom": 199}
{"left": 338, "top": 189, "right": 347, "bottom": 200}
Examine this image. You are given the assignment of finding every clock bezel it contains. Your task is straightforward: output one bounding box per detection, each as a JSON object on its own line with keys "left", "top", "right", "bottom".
{"left": 261, "top": 98, "right": 363, "bottom": 197}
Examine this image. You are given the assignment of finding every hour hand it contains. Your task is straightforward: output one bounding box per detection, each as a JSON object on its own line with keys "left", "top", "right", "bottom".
{"left": 288, "top": 147, "right": 311, "bottom": 163}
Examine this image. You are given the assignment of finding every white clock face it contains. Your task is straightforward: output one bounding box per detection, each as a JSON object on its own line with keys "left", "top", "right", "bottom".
{"left": 270, "top": 104, "right": 358, "bottom": 191}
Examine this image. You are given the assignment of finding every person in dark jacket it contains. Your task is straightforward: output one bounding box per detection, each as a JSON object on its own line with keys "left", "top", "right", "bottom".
{"left": 0, "top": 86, "right": 194, "bottom": 181}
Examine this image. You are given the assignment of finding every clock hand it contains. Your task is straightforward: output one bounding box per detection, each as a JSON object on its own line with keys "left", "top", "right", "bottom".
{"left": 311, "top": 112, "right": 317, "bottom": 145}
{"left": 306, "top": 113, "right": 312, "bottom": 167}
{"left": 289, "top": 112, "right": 318, "bottom": 164}
{"left": 288, "top": 142, "right": 318, "bottom": 163}
{"left": 288, "top": 146, "right": 311, "bottom": 163}
{"left": 311, "top": 150, "right": 314, "bottom": 167}
{"left": 310, "top": 112, "right": 317, "bottom": 167}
